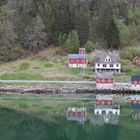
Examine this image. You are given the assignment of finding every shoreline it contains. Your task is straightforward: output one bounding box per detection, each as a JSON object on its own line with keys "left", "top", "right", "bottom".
{"left": 0, "top": 86, "right": 140, "bottom": 94}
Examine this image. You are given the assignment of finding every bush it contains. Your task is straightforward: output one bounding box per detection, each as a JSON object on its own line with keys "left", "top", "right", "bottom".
{"left": 121, "top": 47, "right": 140, "bottom": 60}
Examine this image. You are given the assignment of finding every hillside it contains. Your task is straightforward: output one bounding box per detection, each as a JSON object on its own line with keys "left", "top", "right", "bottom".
{"left": 0, "top": 0, "right": 140, "bottom": 62}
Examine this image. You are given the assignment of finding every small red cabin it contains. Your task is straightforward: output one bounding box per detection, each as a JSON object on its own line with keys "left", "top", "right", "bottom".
{"left": 96, "top": 72, "right": 114, "bottom": 89}
{"left": 68, "top": 48, "right": 88, "bottom": 68}
{"left": 96, "top": 73, "right": 113, "bottom": 84}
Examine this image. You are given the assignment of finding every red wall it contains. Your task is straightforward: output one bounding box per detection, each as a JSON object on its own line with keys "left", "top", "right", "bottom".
{"left": 69, "top": 59, "right": 87, "bottom": 64}
{"left": 132, "top": 80, "right": 140, "bottom": 85}
{"left": 68, "top": 111, "right": 87, "bottom": 117}
{"left": 96, "top": 78, "right": 113, "bottom": 84}
{"left": 96, "top": 100, "right": 112, "bottom": 105}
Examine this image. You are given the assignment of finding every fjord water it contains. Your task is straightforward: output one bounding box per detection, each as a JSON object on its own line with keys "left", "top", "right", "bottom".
{"left": 0, "top": 107, "right": 139, "bottom": 140}
{"left": 0, "top": 94, "right": 140, "bottom": 140}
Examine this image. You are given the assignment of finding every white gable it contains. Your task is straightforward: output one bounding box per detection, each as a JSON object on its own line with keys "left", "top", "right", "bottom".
{"left": 105, "top": 55, "right": 111, "bottom": 63}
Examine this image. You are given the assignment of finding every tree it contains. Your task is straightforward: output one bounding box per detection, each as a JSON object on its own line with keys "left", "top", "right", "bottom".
{"left": 57, "top": 33, "right": 67, "bottom": 47}
{"left": 84, "top": 40, "right": 94, "bottom": 53}
{"left": 65, "top": 30, "right": 80, "bottom": 53}
{"left": 106, "top": 19, "right": 120, "bottom": 49}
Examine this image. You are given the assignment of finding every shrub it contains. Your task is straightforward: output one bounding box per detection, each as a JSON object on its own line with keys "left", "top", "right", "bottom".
{"left": 121, "top": 47, "right": 140, "bottom": 60}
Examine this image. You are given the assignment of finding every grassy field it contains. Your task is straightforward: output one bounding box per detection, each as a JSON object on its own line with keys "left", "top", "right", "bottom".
{"left": 0, "top": 47, "right": 139, "bottom": 83}
{"left": 0, "top": 56, "right": 95, "bottom": 81}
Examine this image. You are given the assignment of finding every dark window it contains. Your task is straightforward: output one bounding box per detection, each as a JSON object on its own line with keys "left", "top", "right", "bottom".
{"left": 116, "top": 64, "right": 119, "bottom": 67}
{"left": 110, "top": 64, "right": 113, "bottom": 67}
{"left": 103, "top": 64, "right": 106, "bottom": 67}
{"left": 98, "top": 64, "right": 100, "bottom": 67}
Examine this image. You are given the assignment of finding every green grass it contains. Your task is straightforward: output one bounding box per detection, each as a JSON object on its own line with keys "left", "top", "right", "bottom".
{"left": 0, "top": 71, "right": 43, "bottom": 80}
{"left": 43, "top": 63, "right": 54, "bottom": 68}
{"left": 19, "top": 63, "right": 30, "bottom": 70}
{"left": 0, "top": 51, "right": 139, "bottom": 82}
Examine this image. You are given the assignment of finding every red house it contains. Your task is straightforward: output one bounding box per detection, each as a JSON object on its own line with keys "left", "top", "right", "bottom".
{"left": 133, "top": 56, "right": 140, "bottom": 65}
{"left": 96, "top": 72, "right": 114, "bottom": 89}
{"left": 131, "top": 75, "right": 140, "bottom": 90}
{"left": 68, "top": 48, "right": 88, "bottom": 68}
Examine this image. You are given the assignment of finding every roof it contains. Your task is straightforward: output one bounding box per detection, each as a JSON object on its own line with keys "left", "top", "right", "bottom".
{"left": 98, "top": 53, "right": 118, "bottom": 64}
{"left": 131, "top": 75, "right": 140, "bottom": 81}
{"left": 79, "top": 48, "right": 86, "bottom": 51}
{"left": 96, "top": 95, "right": 113, "bottom": 100}
{"left": 68, "top": 54, "right": 87, "bottom": 59}
{"left": 95, "top": 105, "right": 120, "bottom": 109}
{"left": 133, "top": 56, "right": 140, "bottom": 62}
{"left": 97, "top": 72, "right": 113, "bottom": 79}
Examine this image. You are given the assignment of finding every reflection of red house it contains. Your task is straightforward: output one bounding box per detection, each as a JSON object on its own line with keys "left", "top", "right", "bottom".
{"left": 96, "top": 95, "right": 113, "bottom": 105}
{"left": 67, "top": 107, "right": 87, "bottom": 117}
{"left": 131, "top": 97, "right": 140, "bottom": 109}
{"left": 96, "top": 100, "right": 112, "bottom": 105}
{"left": 133, "top": 56, "right": 140, "bottom": 65}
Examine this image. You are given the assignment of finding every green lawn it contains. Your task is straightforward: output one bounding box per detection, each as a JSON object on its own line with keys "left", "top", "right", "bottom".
{"left": 0, "top": 54, "right": 139, "bottom": 82}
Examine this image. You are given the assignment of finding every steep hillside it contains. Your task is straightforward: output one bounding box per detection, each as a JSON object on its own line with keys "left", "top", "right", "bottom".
{"left": 0, "top": 0, "right": 140, "bottom": 62}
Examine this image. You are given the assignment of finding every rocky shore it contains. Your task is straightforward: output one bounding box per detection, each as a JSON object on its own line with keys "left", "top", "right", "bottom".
{"left": 0, "top": 86, "right": 140, "bottom": 94}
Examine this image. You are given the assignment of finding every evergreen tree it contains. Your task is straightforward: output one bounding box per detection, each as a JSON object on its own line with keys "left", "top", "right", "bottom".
{"left": 106, "top": 19, "right": 120, "bottom": 49}
{"left": 65, "top": 30, "right": 80, "bottom": 53}
{"left": 84, "top": 40, "right": 94, "bottom": 53}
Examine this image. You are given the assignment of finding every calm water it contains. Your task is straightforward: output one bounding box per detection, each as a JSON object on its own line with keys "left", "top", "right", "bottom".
{"left": 0, "top": 107, "right": 139, "bottom": 140}
{"left": 0, "top": 94, "right": 140, "bottom": 140}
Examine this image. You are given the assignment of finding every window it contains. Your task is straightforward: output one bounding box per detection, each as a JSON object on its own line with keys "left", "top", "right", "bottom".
{"left": 101, "top": 79, "right": 105, "bottom": 82}
{"left": 116, "top": 64, "right": 119, "bottom": 67}
{"left": 97, "top": 64, "right": 100, "bottom": 67}
{"left": 110, "top": 64, "right": 113, "bottom": 67}
{"left": 103, "top": 64, "right": 106, "bottom": 67}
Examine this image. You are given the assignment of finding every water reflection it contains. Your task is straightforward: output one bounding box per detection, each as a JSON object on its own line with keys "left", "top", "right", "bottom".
{"left": 66, "top": 94, "right": 140, "bottom": 125}
{"left": 67, "top": 107, "right": 87, "bottom": 123}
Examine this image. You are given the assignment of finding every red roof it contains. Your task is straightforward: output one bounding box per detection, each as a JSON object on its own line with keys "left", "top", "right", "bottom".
{"left": 133, "top": 56, "right": 140, "bottom": 63}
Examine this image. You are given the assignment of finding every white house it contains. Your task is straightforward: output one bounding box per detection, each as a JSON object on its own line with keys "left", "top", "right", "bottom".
{"left": 95, "top": 53, "right": 121, "bottom": 74}
{"left": 94, "top": 105, "right": 120, "bottom": 115}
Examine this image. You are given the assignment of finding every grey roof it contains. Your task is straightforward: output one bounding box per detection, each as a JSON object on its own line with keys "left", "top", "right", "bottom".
{"left": 98, "top": 53, "right": 118, "bottom": 64}
{"left": 131, "top": 75, "right": 140, "bottom": 81}
{"left": 79, "top": 48, "right": 86, "bottom": 51}
{"left": 97, "top": 72, "right": 113, "bottom": 79}
{"left": 95, "top": 105, "right": 120, "bottom": 109}
{"left": 68, "top": 54, "right": 87, "bottom": 59}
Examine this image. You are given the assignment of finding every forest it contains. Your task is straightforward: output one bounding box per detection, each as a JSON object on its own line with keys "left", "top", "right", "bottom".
{"left": 0, "top": 0, "right": 140, "bottom": 61}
